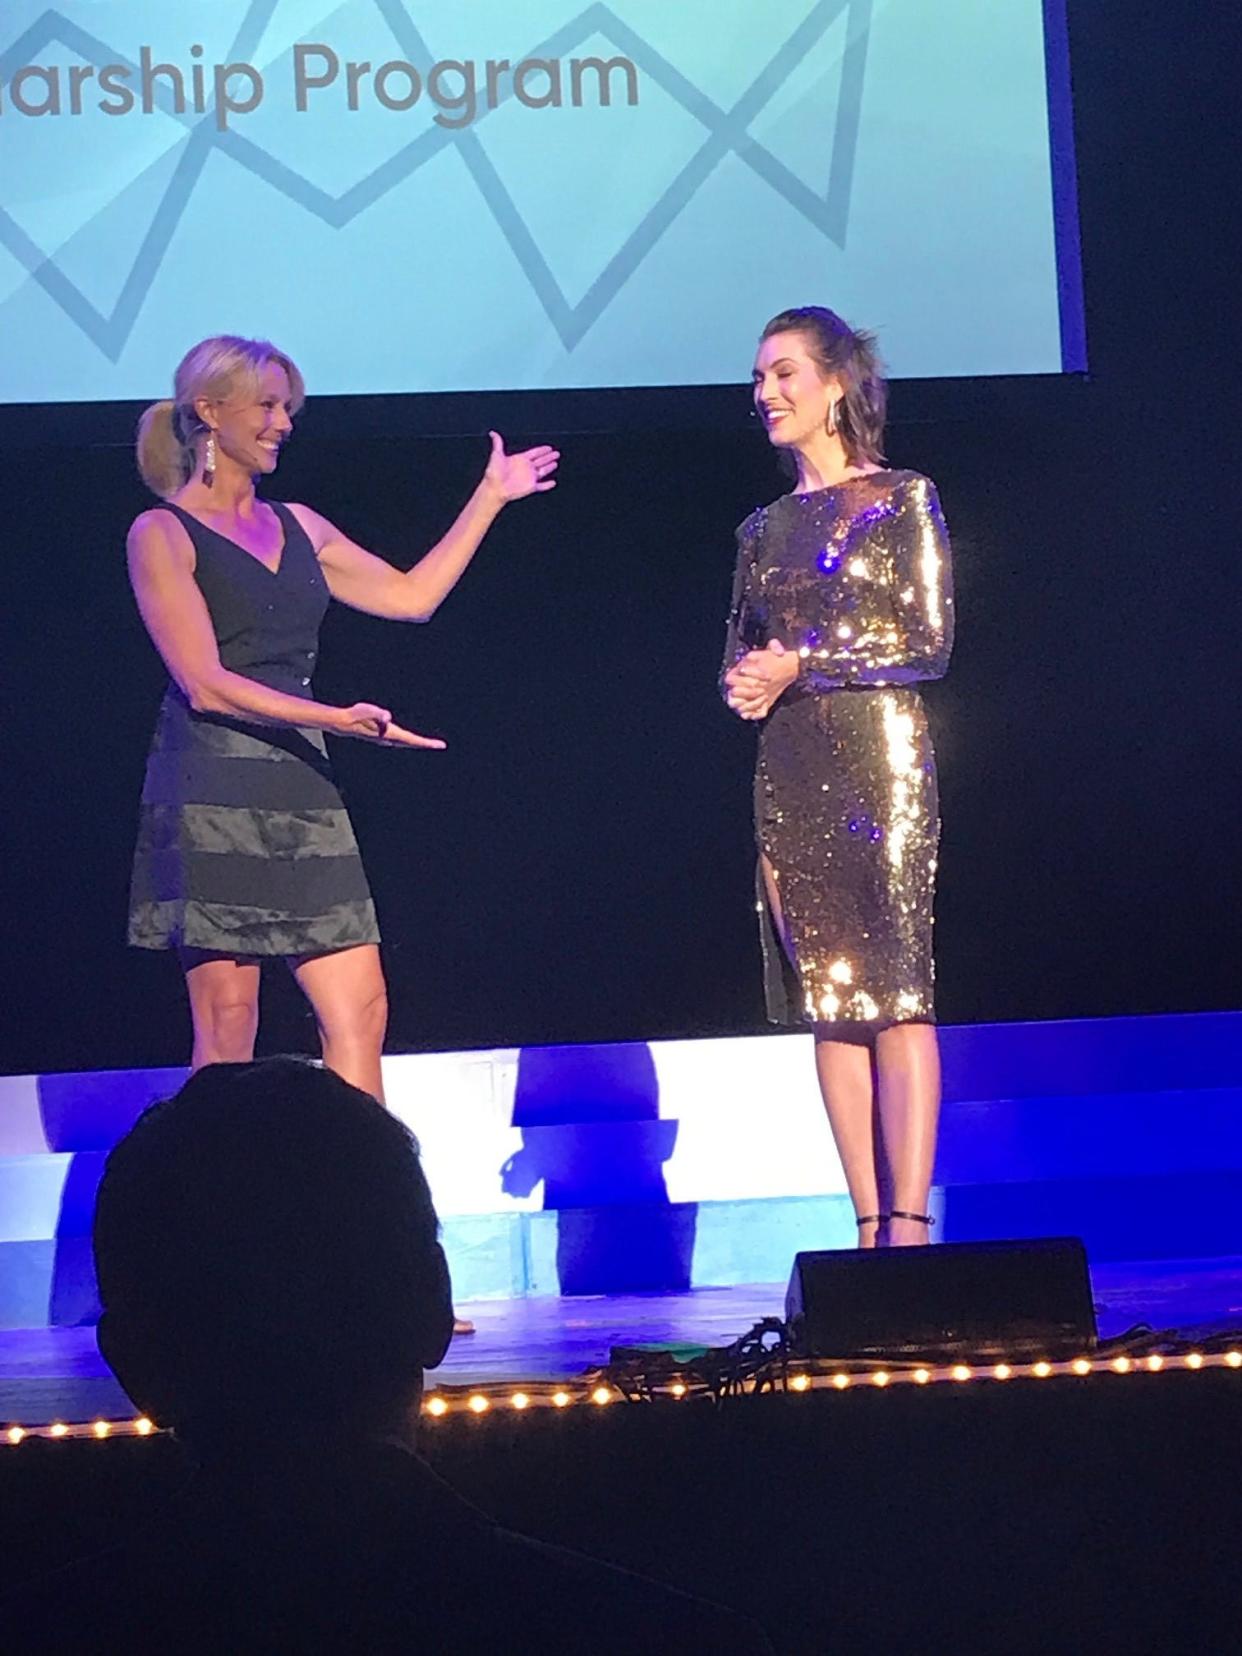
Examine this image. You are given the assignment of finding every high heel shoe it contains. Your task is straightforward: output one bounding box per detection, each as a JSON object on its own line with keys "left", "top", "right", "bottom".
{"left": 452, "top": 1315, "right": 476, "bottom": 1336}
{"left": 854, "top": 1212, "right": 885, "bottom": 1247}
{"left": 886, "top": 1209, "right": 934, "bottom": 1246}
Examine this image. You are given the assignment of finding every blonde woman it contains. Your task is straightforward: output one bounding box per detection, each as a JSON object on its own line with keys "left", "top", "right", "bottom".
{"left": 723, "top": 307, "right": 954, "bottom": 1248}
{"left": 128, "top": 335, "right": 558, "bottom": 1108}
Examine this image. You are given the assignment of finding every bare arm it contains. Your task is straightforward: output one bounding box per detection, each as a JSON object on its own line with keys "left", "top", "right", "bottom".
{"left": 126, "top": 510, "right": 442, "bottom": 748}
{"left": 289, "top": 431, "right": 559, "bottom": 623}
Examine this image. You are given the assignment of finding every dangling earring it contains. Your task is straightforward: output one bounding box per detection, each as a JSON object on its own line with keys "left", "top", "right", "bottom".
{"left": 202, "top": 431, "right": 217, "bottom": 488}
{"left": 826, "top": 398, "right": 840, "bottom": 437}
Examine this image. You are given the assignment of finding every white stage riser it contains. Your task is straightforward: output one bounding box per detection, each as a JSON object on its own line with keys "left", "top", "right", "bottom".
{"left": 0, "top": 1195, "right": 873, "bottom": 1327}
{"left": 1, "top": 1016, "right": 1240, "bottom": 1329}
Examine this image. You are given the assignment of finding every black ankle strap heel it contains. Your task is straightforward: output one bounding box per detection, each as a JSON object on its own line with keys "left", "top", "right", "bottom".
{"left": 887, "top": 1209, "right": 935, "bottom": 1227}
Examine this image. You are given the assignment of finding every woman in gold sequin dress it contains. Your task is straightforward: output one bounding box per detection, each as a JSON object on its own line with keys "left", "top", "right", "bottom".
{"left": 723, "top": 307, "right": 954, "bottom": 1248}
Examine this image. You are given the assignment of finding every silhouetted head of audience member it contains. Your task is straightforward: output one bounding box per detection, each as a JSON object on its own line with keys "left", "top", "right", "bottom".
{"left": 94, "top": 1057, "right": 454, "bottom": 1453}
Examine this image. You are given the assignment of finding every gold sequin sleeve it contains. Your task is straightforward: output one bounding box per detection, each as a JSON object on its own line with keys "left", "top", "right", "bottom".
{"left": 798, "top": 476, "right": 954, "bottom": 693}
{"left": 720, "top": 514, "right": 764, "bottom": 698}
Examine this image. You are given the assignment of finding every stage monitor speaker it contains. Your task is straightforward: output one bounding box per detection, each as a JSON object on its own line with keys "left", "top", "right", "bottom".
{"left": 785, "top": 1237, "right": 1096, "bottom": 1361}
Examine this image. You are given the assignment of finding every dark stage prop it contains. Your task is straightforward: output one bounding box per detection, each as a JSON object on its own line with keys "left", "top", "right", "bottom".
{"left": 785, "top": 1237, "right": 1098, "bottom": 1360}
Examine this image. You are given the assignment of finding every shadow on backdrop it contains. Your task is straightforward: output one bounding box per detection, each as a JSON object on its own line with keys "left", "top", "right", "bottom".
{"left": 501, "top": 1044, "right": 696, "bottom": 1295}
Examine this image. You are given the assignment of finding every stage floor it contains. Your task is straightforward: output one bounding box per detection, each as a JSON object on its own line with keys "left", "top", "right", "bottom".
{"left": 3, "top": 1255, "right": 1241, "bottom": 1428}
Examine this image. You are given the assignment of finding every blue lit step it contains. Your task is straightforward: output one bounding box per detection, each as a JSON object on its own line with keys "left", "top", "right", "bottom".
{"left": 2, "top": 1015, "right": 1240, "bottom": 1330}
{"left": 941, "top": 1172, "right": 1242, "bottom": 1264}
{"left": 4, "top": 1015, "right": 1241, "bottom": 1162}
{"left": 5, "top": 1174, "right": 1241, "bottom": 1330}
{"left": 935, "top": 1088, "right": 1242, "bottom": 1185}
{"left": 938, "top": 1012, "right": 1242, "bottom": 1101}
{"left": 0, "top": 1154, "right": 106, "bottom": 1244}
{"left": 0, "top": 1069, "right": 187, "bottom": 1156}
{"left": 0, "top": 1195, "right": 861, "bottom": 1326}
{"left": 4, "top": 1083, "right": 1241, "bottom": 1256}
{"left": 0, "top": 1239, "right": 97, "bottom": 1330}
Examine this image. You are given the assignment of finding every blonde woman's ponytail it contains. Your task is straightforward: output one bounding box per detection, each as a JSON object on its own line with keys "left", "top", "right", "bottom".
{"left": 136, "top": 400, "right": 192, "bottom": 498}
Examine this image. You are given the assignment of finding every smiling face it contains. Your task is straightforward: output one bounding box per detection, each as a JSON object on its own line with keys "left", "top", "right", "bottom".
{"left": 200, "top": 359, "right": 295, "bottom": 477}
{"left": 752, "top": 331, "right": 841, "bottom": 451}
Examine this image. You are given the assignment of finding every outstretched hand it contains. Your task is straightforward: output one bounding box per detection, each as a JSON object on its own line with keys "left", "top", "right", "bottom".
{"left": 483, "top": 430, "right": 560, "bottom": 502}
{"left": 337, "top": 703, "right": 446, "bottom": 750}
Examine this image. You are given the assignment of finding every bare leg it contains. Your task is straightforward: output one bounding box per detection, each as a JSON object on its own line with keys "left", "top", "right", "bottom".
{"left": 289, "top": 944, "right": 388, "bottom": 1100}
{"left": 760, "top": 856, "right": 881, "bottom": 1247}
{"left": 874, "top": 1022, "right": 941, "bottom": 1246}
{"left": 291, "top": 945, "right": 474, "bottom": 1334}
{"left": 181, "top": 952, "right": 261, "bottom": 1070}
{"left": 813, "top": 1034, "right": 882, "bottom": 1246}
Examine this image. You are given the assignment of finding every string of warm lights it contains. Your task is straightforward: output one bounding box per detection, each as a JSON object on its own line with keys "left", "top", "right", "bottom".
{"left": 4, "top": 1349, "right": 1240, "bottom": 1441}
{"left": 5, "top": 1416, "right": 157, "bottom": 1444}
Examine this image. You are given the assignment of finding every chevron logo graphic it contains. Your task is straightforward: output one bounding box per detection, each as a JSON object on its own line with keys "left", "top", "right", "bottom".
{"left": 0, "top": 0, "right": 872, "bottom": 363}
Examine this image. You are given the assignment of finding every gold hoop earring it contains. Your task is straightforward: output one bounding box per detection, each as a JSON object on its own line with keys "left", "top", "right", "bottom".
{"left": 203, "top": 432, "right": 217, "bottom": 487}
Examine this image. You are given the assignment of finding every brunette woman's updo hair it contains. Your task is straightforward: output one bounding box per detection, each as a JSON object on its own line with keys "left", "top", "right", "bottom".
{"left": 760, "top": 306, "right": 887, "bottom": 466}
{"left": 135, "top": 335, "right": 305, "bottom": 498}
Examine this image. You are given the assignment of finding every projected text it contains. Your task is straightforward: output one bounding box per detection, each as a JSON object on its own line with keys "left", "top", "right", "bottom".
{"left": 0, "top": 42, "right": 641, "bottom": 131}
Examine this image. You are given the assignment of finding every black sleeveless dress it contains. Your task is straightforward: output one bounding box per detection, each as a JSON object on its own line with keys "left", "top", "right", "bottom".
{"left": 127, "top": 500, "right": 380, "bottom": 957}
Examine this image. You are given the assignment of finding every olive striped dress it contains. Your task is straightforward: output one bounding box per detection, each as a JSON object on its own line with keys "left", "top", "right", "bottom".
{"left": 127, "top": 500, "right": 379, "bottom": 957}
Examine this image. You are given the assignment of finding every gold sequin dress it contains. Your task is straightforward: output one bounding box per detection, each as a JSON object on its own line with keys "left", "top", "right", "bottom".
{"left": 723, "top": 471, "right": 954, "bottom": 1028}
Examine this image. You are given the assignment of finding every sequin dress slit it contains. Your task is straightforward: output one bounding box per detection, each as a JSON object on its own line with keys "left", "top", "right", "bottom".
{"left": 723, "top": 472, "right": 954, "bottom": 1029}
{"left": 128, "top": 500, "right": 380, "bottom": 957}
